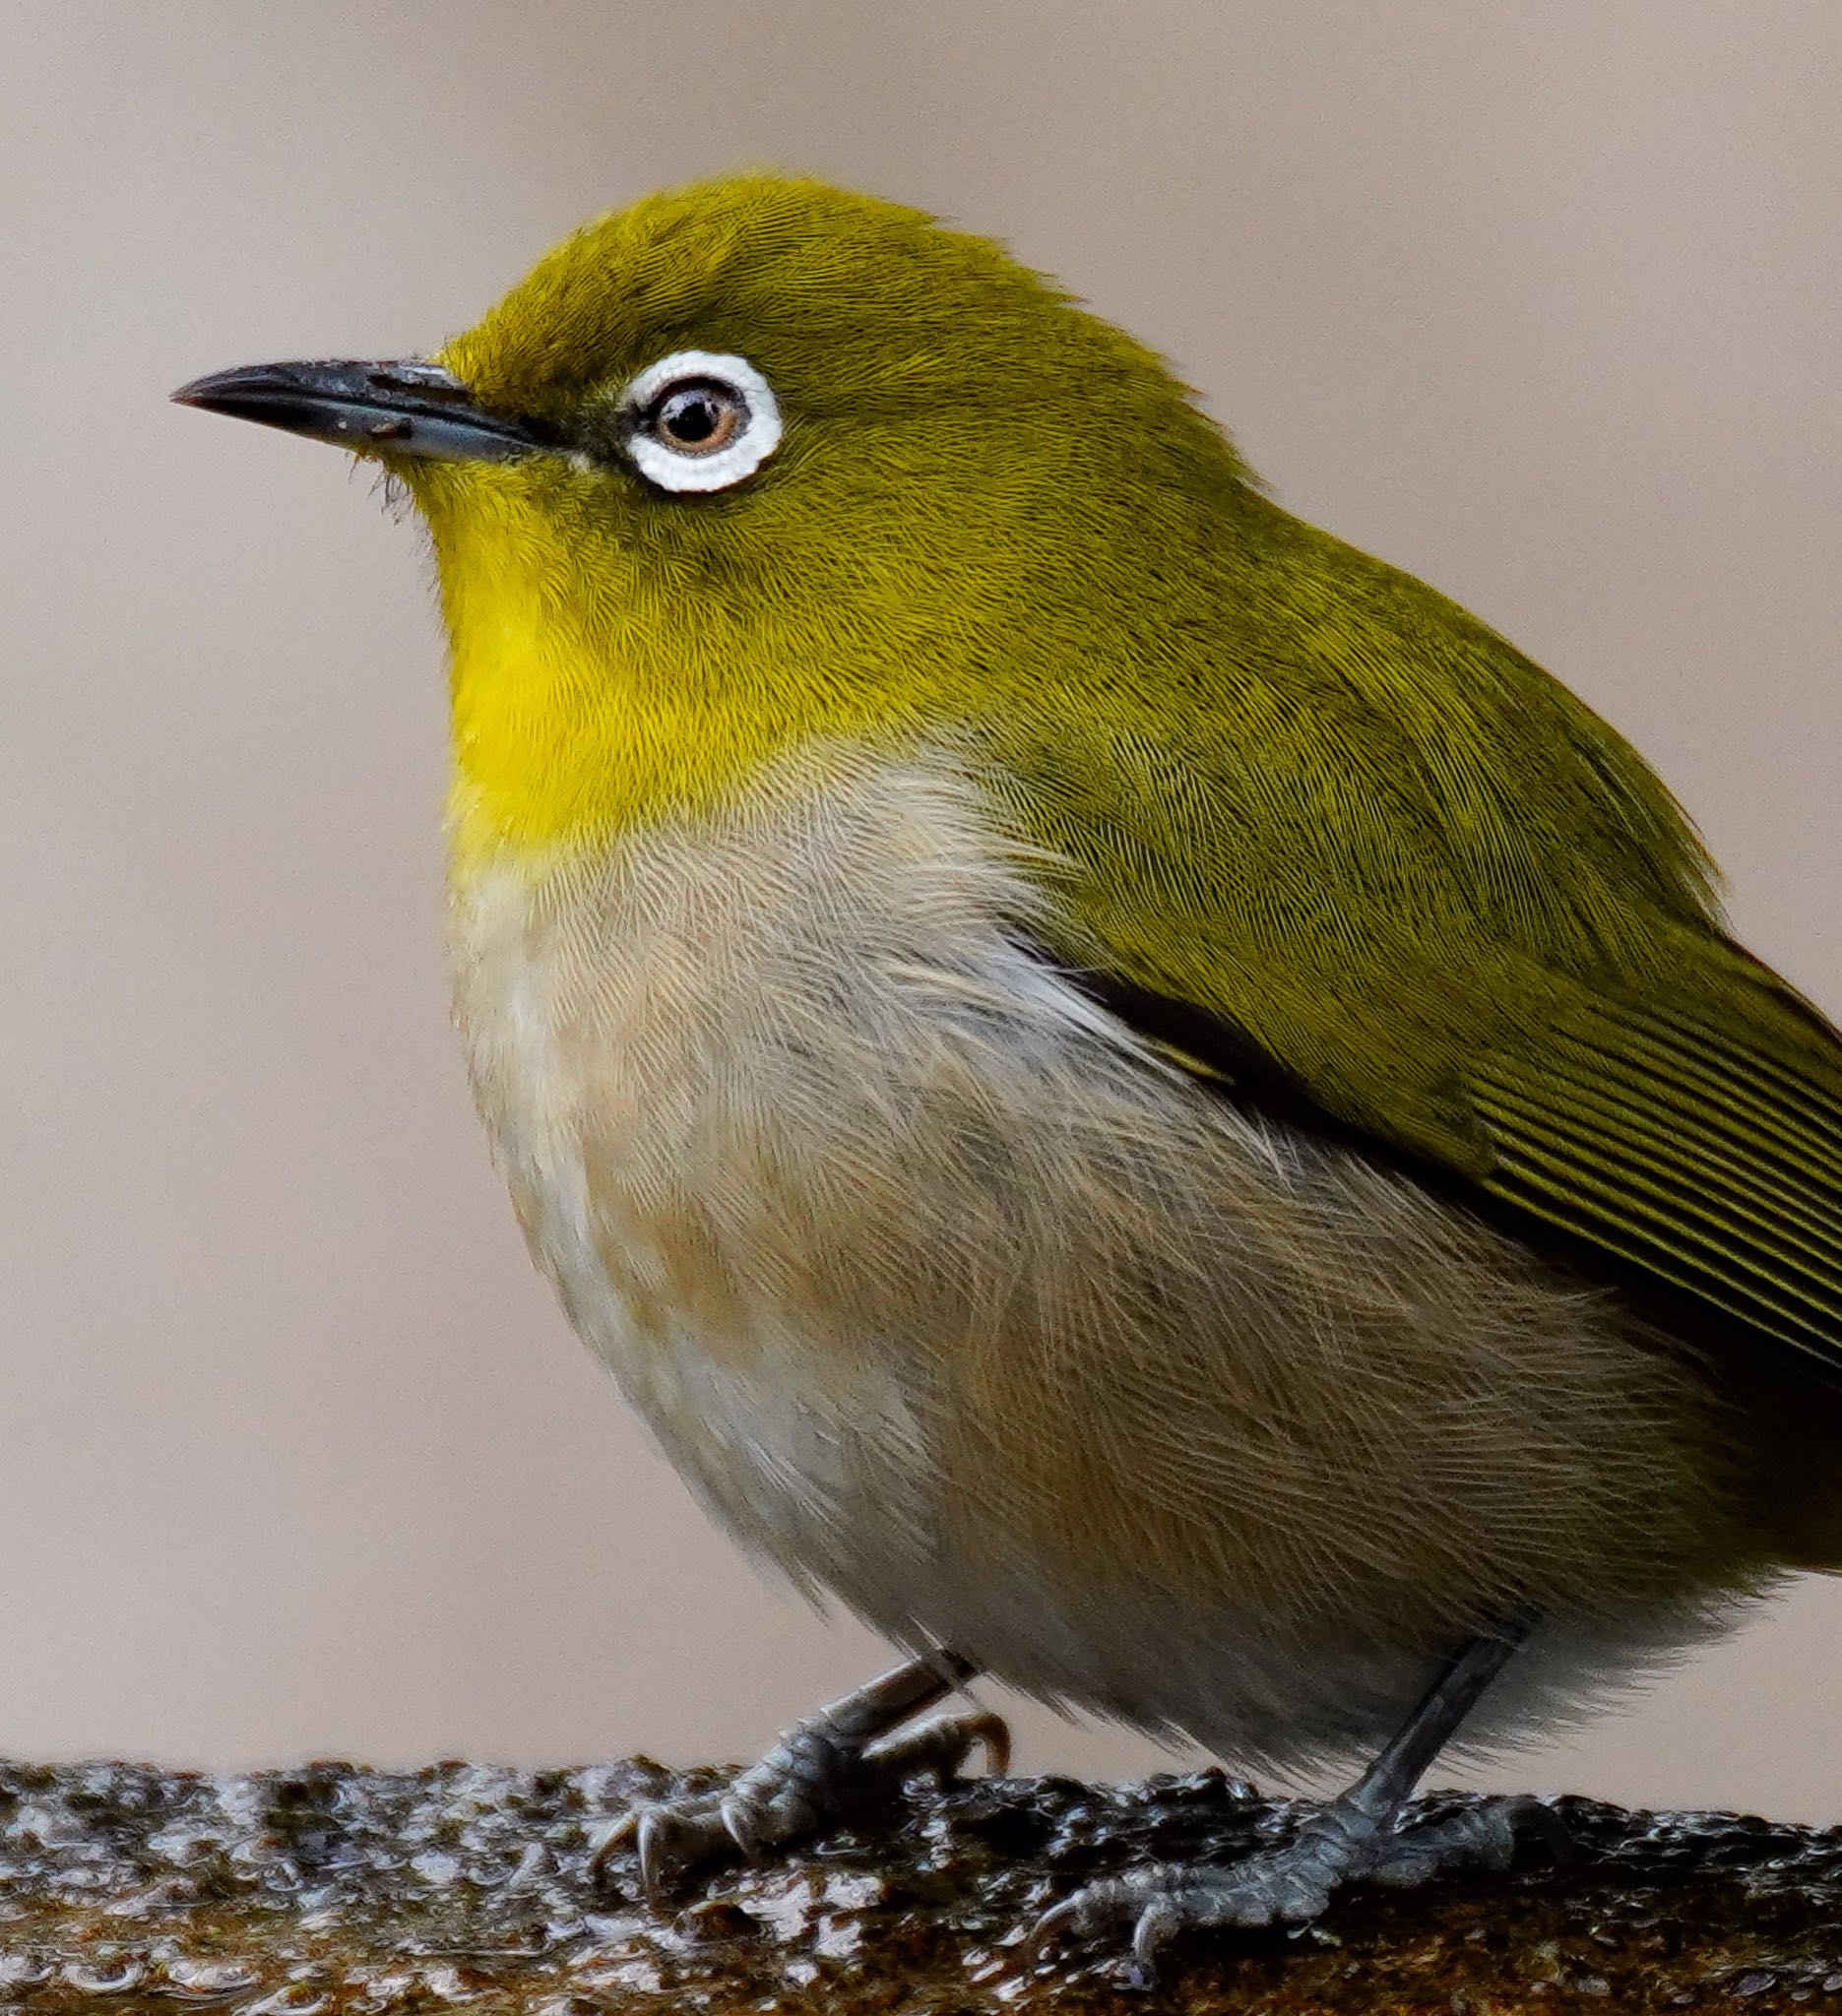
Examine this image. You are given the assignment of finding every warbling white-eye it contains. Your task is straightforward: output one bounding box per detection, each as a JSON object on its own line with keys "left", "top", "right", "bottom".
{"left": 175, "top": 174, "right": 1842, "bottom": 1972}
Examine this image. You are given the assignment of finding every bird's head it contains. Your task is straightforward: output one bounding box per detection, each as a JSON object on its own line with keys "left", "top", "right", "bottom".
{"left": 176, "top": 174, "right": 1253, "bottom": 867}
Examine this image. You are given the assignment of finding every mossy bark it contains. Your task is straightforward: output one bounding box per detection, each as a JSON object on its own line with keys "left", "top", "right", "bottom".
{"left": 1, "top": 1759, "right": 1838, "bottom": 2011}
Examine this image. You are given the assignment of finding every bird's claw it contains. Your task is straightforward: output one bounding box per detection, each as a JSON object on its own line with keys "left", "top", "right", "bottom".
{"left": 593, "top": 1696, "right": 1009, "bottom": 1901}
{"left": 1031, "top": 1857, "right": 1314, "bottom": 1989}
{"left": 1032, "top": 1794, "right": 1563, "bottom": 1985}
{"left": 592, "top": 1802, "right": 735, "bottom": 1901}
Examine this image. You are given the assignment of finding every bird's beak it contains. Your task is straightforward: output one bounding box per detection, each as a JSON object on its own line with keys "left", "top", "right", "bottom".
{"left": 170, "top": 358, "right": 547, "bottom": 464}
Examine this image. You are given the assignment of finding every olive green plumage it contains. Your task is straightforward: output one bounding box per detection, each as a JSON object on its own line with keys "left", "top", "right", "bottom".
{"left": 989, "top": 487, "right": 1842, "bottom": 1369}
{"left": 179, "top": 170, "right": 1842, "bottom": 1945}
{"left": 443, "top": 173, "right": 1842, "bottom": 1383}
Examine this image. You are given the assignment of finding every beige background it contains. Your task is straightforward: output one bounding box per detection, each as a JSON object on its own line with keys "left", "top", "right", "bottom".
{"left": 4, "top": 2, "right": 1840, "bottom": 1818}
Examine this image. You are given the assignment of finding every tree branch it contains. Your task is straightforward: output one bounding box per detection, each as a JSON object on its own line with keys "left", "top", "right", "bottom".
{"left": 1, "top": 1758, "right": 1838, "bottom": 2010}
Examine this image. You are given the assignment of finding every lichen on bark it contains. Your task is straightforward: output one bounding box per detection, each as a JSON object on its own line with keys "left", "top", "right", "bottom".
{"left": 0, "top": 1758, "right": 1838, "bottom": 2011}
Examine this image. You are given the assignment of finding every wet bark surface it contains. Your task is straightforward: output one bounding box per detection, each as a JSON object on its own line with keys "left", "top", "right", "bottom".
{"left": 0, "top": 1757, "right": 1838, "bottom": 2012}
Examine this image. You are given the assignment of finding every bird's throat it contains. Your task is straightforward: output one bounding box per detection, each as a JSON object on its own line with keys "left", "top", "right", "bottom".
{"left": 428, "top": 481, "right": 769, "bottom": 875}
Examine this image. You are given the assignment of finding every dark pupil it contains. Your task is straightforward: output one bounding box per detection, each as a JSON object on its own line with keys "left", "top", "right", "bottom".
{"left": 660, "top": 386, "right": 726, "bottom": 445}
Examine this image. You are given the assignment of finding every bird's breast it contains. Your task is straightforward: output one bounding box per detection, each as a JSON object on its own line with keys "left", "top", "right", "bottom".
{"left": 444, "top": 747, "right": 1118, "bottom": 1609}
{"left": 444, "top": 743, "right": 1756, "bottom": 1770}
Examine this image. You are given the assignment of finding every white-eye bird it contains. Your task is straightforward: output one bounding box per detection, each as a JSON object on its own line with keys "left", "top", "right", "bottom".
{"left": 175, "top": 174, "right": 1842, "bottom": 1971}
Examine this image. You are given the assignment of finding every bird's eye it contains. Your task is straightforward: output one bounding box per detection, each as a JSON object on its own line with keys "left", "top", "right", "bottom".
{"left": 653, "top": 382, "right": 742, "bottom": 453}
{"left": 620, "top": 350, "right": 782, "bottom": 494}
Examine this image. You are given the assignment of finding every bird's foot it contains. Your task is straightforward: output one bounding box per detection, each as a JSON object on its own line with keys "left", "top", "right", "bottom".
{"left": 596, "top": 1652, "right": 1006, "bottom": 1900}
{"left": 1036, "top": 1792, "right": 1563, "bottom": 1984}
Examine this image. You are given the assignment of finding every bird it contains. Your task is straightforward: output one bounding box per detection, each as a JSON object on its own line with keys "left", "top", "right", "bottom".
{"left": 174, "top": 172, "right": 1842, "bottom": 1974}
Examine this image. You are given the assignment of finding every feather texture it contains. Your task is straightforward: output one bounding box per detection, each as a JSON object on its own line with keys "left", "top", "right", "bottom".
{"left": 449, "top": 751, "right": 1790, "bottom": 1770}
{"left": 984, "top": 493, "right": 1842, "bottom": 1376}
{"left": 414, "top": 171, "right": 1842, "bottom": 1431}
{"left": 405, "top": 172, "right": 1842, "bottom": 1639}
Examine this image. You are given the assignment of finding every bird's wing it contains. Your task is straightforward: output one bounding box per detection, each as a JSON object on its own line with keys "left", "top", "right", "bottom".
{"left": 1007, "top": 505, "right": 1842, "bottom": 1371}
{"left": 1075, "top": 940, "right": 1842, "bottom": 1372}
{"left": 1461, "top": 951, "right": 1842, "bottom": 1362}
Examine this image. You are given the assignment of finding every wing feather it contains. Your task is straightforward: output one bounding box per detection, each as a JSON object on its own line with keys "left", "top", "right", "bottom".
{"left": 1069, "top": 955, "right": 1842, "bottom": 1373}
{"left": 1004, "top": 479, "right": 1842, "bottom": 1378}
{"left": 1469, "top": 991, "right": 1842, "bottom": 1363}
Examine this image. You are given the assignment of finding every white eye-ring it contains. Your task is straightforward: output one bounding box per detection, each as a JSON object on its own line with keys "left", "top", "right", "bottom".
{"left": 621, "top": 350, "right": 782, "bottom": 494}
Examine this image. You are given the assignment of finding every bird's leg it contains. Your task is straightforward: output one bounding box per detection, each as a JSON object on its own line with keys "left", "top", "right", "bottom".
{"left": 1038, "top": 1615, "right": 1561, "bottom": 1982}
{"left": 597, "top": 1648, "right": 1006, "bottom": 1898}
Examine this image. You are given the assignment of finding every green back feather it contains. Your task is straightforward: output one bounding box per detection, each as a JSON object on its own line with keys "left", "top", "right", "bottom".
{"left": 994, "top": 490, "right": 1842, "bottom": 1368}
{"left": 434, "top": 173, "right": 1842, "bottom": 1370}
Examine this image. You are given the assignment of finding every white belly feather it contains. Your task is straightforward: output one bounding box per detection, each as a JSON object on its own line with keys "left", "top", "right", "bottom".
{"left": 447, "top": 749, "right": 1760, "bottom": 1774}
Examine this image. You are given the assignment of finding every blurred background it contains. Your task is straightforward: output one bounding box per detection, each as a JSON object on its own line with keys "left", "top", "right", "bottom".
{"left": 4, "top": 2, "right": 1840, "bottom": 1818}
